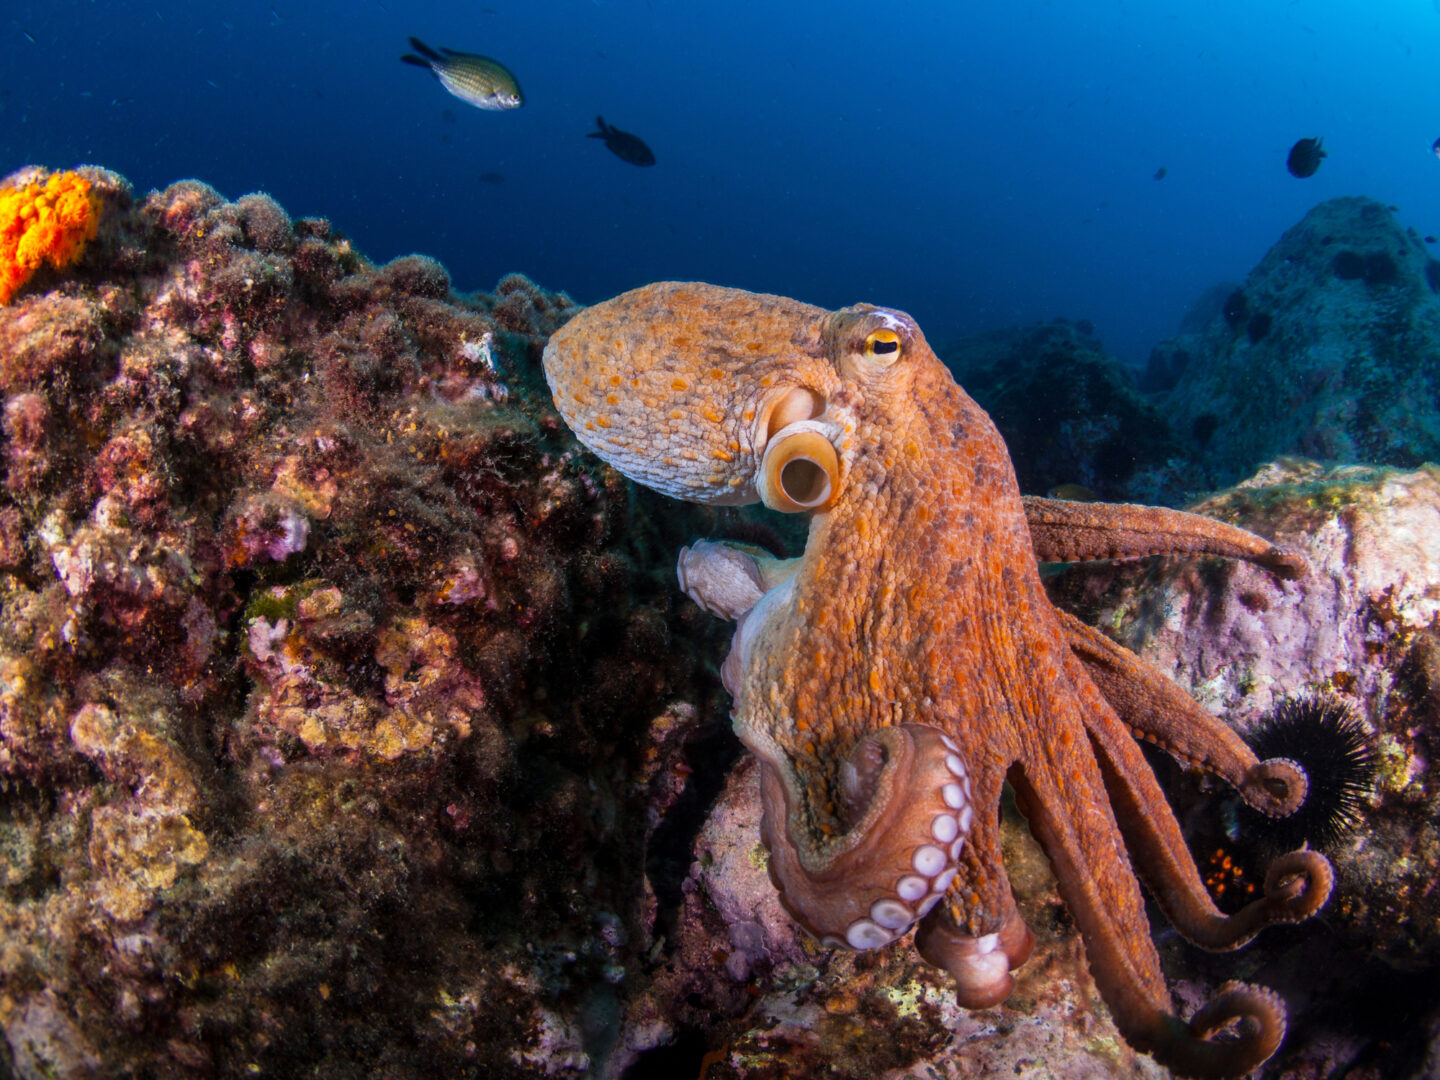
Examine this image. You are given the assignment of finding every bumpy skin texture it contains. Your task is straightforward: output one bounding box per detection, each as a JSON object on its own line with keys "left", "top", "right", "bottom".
{"left": 543, "top": 282, "right": 1333, "bottom": 1079}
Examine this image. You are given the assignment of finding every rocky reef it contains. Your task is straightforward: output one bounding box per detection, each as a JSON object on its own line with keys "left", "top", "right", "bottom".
{"left": 943, "top": 198, "right": 1440, "bottom": 510}
{"left": 1152, "top": 197, "right": 1440, "bottom": 491}
{"left": 0, "top": 166, "right": 738, "bottom": 1079}
{"left": 2, "top": 169, "right": 1439, "bottom": 1079}
{"left": 942, "top": 319, "right": 1185, "bottom": 504}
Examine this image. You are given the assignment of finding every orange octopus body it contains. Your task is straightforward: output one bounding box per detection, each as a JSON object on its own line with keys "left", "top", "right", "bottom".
{"left": 543, "top": 282, "right": 1331, "bottom": 1079}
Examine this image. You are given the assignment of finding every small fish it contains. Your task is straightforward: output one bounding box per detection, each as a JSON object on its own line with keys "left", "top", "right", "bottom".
{"left": 587, "top": 115, "right": 655, "bottom": 166}
{"left": 402, "top": 36, "right": 523, "bottom": 111}
{"left": 1433, "top": 136, "right": 1440, "bottom": 161}
{"left": 1287, "top": 136, "right": 1325, "bottom": 178}
{"left": 479, "top": 171, "right": 505, "bottom": 185}
{"left": 1426, "top": 236, "right": 1438, "bottom": 244}
{"left": 1047, "top": 483, "right": 1099, "bottom": 502}
{"left": 1153, "top": 166, "right": 1167, "bottom": 180}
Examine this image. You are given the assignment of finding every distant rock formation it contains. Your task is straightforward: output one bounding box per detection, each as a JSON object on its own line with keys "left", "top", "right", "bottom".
{"left": 952, "top": 198, "right": 1440, "bottom": 506}
{"left": 941, "top": 320, "right": 1186, "bottom": 504}
{"left": 1153, "top": 197, "right": 1440, "bottom": 490}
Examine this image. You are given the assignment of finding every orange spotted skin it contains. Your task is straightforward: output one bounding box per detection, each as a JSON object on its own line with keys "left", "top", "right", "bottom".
{"left": 544, "top": 284, "right": 843, "bottom": 504}
{"left": 543, "top": 283, "right": 1332, "bottom": 1079}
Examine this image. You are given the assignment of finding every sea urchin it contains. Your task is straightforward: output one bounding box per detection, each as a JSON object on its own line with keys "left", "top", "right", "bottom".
{"left": 1244, "top": 695, "right": 1376, "bottom": 853}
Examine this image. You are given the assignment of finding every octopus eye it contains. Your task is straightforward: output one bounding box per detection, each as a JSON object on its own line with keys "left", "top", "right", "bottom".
{"left": 864, "top": 328, "right": 902, "bottom": 364}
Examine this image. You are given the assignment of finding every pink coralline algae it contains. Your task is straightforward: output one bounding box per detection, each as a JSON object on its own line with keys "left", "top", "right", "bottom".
{"left": 0, "top": 166, "right": 729, "bottom": 1079}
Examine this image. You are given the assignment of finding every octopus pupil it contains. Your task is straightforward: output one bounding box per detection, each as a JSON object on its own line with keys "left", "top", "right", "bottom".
{"left": 871, "top": 339, "right": 898, "bottom": 354}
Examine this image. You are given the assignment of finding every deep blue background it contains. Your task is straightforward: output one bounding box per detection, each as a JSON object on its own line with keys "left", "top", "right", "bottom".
{"left": 4, "top": 0, "right": 1439, "bottom": 364}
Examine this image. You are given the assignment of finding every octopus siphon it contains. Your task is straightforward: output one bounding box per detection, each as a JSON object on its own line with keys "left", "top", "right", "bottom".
{"left": 542, "top": 282, "right": 1332, "bottom": 1079}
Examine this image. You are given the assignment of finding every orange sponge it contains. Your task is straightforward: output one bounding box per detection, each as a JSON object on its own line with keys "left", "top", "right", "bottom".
{"left": 0, "top": 169, "right": 101, "bottom": 304}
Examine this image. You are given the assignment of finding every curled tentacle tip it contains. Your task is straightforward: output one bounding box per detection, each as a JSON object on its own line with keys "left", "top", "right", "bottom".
{"left": 1242, "top": 756, "right": 1309, "bottom": 817}
{"left": 676, "top": 541, "right": 766, "bottom": 621}
{"left": 757, "top": 724, "right": 972, "bottom": 953}
{"left": 1244, "top": 695, "right": 1376, "bottom": 853}
{"left": 914, "top": 910, "right": 1035, "bottom": 1009}
{"left": 1263, "top": 848, "right": 1334, "bottom": 920}
{"left": 1264, "top": 544, "right": 1309, "bottom": 581}
{"left": 1163, "top": 980, "right": 1286, "bottom": 1079}
{"left": 952, "top": 971, "right": 1016, "bottom": 1010}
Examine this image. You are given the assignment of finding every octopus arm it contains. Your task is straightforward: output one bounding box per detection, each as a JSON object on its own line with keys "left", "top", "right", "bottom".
{"left": 1009, "top": 747, "right": 1286, "bottom": 1079}
{"left": 1055, "top": 609, "right": 1308, "bottom": 817}
{"left": 914, "top": 767, "right": 1036, "bottom": 1008}
{"left": 1022, "top": 496, "right": 1307, "bottom": 580}
{"left": 676, "top": 540, "right": 801, "bottom": 622}
{"left": 1062, "top": 639, "right": 1334, "bottom": 951}
{"left": 754, "top": 724, "right": 972, "bottom": 954}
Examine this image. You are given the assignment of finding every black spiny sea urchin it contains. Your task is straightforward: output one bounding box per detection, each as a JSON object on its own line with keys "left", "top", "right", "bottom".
{"left": 1243, "top": 695, "right": 1376, "bottom": 853}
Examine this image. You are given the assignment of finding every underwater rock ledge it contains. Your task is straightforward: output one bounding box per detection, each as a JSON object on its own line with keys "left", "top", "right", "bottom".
{"left": 0, "top": 166, "right": 738, "bottom": 1079}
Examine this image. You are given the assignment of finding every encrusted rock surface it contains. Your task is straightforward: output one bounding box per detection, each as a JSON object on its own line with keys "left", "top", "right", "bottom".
{"left": 0, "top": 167, "right": 735, "bottom": 1080}
{"left": 1049, "top": 458, "right": 1440, "bottom": 1077}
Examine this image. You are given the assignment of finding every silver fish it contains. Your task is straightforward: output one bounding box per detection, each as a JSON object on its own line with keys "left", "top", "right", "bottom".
{"left": 402, "top": 36, "right": 523, "bottom": 111}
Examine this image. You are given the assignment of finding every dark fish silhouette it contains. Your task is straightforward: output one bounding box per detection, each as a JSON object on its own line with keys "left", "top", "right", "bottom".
{"left": 1433, "top": 136, "right": 1440, "bottom": 161}
{"left": 1047, "top": 483, "right": 1099, "bottom": 502}
{"left": 479, "top": 171, "right": 505, "bottom": 185}
{"left": 402, "top": 37, "right": 523, "bottom": 111}
{"left": 1426, "top": 236, "right": 1438, "bottom": 244}
{"left": 1153, "top": 166, "right": 1167, "bottom": 180}
{"left": 1287, "top": 137, "right": 1325, "bottom": 178}
{"left": 588, "top": 116, "right": 655, "bottom": 166}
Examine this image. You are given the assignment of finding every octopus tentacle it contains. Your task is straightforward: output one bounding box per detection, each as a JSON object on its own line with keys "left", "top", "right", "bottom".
{"left": 1059, "top": 633, "right": 1334, "bottom": 949}
{"left": 1151, "top": 981, "right": 1287, "bottom": 1080}
{"left": 914, "top": 751, "right": 1033, "bottom": 1007}
{"left": 755, "top": 724, "right": 972, "bottom": 951}
{"left": 1009, "top": 753, "right": 1286, "bottom": 1079}
{"left": 676, "top": 539, "right": 800, "bottom": 622}
{"left": 915, "top": 898, "right": 1035, "bottom": 1009}
{"left": 1022, "top": 495, "right": 1308, "bottom": 580}
{"left": 1056, "top": 609, "right": 1307, "bottom": 817}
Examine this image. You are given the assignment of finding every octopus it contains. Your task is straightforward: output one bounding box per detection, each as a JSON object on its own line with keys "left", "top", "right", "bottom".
{"left": 542, "top": 282, "right": 1333, "bottom": 1078}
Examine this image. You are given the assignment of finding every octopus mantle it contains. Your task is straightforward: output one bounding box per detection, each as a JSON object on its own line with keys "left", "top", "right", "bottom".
{"left": 542, "top": 282, "right": 1332, "bottom": 1079}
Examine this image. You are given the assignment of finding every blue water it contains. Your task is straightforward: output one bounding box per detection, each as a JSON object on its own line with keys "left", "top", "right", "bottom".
{"left": 4, "top": 0, "right": 1438, "bottom": 365}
